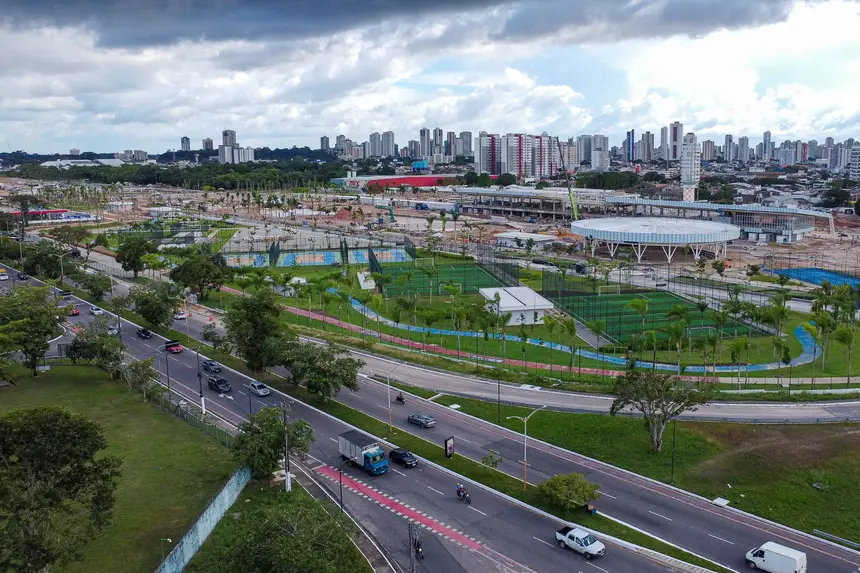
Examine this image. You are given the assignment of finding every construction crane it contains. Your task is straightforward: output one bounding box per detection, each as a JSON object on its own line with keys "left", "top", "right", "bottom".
{"left": 556, "top": 138, "right": 580, "bottom": 221}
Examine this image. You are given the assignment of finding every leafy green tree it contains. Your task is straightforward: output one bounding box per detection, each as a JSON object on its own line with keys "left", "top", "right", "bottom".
{"left": 50, "top": 225, "right": 89, "bottom": 253}
{"left": 185, "top": 486, "right": 356, "bottom": 573}
{"left": 477, "top": 172, "right": 492, "bottom": 187}
{"left": 224, "top": 289, "right": 293, "bottom": 372}
{"left": 130, "top": 282, "right": 180, "bottom": 327}
{"left": 64, "top": 316, "right": 110, "bottom": 363}
{"left": 22, "top": 242, "right": 73, "bottom": 279}
{"left": 114, "top": 236, "right": 153, "bottom": 277}
{"left": 464, "top": 171, "right": 478, "bottom": 185}
{"left": 201, "top": 323, "right": 228, "bottom": 351}
{"left": 0, "top": 286, "right": 61, "bottom": 376}
{"left": 537, "top": 473, "right": 601, "bottom": 513}
{"left": 481, "top": 452, "right": 503, "bottom": 469}
{"left": 78, "top": 272, "right": 112, "bottom": 300}
{"left": 281, "top": 341, "right": 363, "bottom": 401}
{"left": 287, "top": 419, "right": 316, "bottom": 459}
{"left": 609, "top": 371, "right": 716, "bottom": 452}
{"left": 232, "top": 407, "right": 287, "bottom": 479}
{"left": 169, "top": 254, "right": 225, "bottom": 299}
{"left": 121, "top": 358, "right": 156, "bottom": 393}
{"left": 496, "top": 173, "right": 517, "bottom": 186}
{"left": 0, "top": 406, "right": 122, "bottom": 573}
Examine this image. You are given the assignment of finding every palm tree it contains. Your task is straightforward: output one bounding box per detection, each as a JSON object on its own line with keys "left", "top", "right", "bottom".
{"left": 586, "top": 319, "right": 607, "bottom": 382}
{"left": 704, "top": 332, "right": 719, "bottom": 374}
{"left": 370, "top": 293, "right": 385, "bottom": 339}
{"left": 834, "top": 326, "right": 855, "bottom": 386}
{"left": 235, "top": 275, "right": 254, "bottom": 294}
{"left": 710, "top": 310, "right": 728, "bottom": 362}
{"left": 644, "top": 330, "right": 658, "bottom": 370}
{"left": 811, "top": 280, "right": 834, "bottom": 313}
{"left": 663, "top": 320, "right": 686, "bottom": 374}
{"left": 452, "top": 307, "right": 467, "bottom": 357}
{"left": 418, "top": 309, "right": 438, "bottom": 352}
{"left": 624, "top": 297, "right": 649, "bottom": 337}
{"left": 560, "top": 317, "right": 578, "bottom": 381}
{"left": 422, "top": 265, "right": 440, "bottom": 302}
{"left": 695, "top": 300, "right": 709, "bottom": 330}
{"left": 772, "top": 337, "right": 786, "bottom": 382}
{"left": 802, "top": 323, "right": 822, "bottom": 385}
{"left": 666, "top": 304, "right": 690, "bottom": 358}
{"left": 544, "top": 316, "right": 557, "bottom": 378}
{"left": 728, "top": 337, "right": 749, "bottom": 389}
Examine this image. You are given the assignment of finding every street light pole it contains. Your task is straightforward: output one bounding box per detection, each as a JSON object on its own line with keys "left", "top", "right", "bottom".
{"left": 507, "top": 405, "right": 545, "bottom": 491}
{"left": 670, "top": 419, "right": 677, "bottom": 484}
{"left": 282, "top": 403, "right": 291, "bottom": 492}
{"left": 196, "top": 347, "right": 205, "bottom": 416}
{"left": 386, "top": 364, "right": 398, "bottom": 433}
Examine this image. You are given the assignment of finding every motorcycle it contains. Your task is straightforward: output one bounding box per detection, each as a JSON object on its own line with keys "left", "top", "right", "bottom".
{"left": 395, "top": 394, "right": 405, "bottom": 405}
{"left": 413, "top": 541, "right": 424, "bottom": 560}
{"left": 456, "top": 489, "right": 472, "bottom": 505}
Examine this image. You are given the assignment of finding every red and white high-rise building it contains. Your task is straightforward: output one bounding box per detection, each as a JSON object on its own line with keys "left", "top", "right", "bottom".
{"left": 475, "top": 132, "right": 502, "bottom": 175}
{"left": 532, "top": 133, "right": 559, "bottom": 179}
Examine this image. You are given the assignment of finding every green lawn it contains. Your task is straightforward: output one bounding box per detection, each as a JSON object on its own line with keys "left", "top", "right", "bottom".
{"left": 432, "top": 394, "right": 860, "bottom": 541}
{"left": 0, "top": 365, "right": 238, "bottom": 573}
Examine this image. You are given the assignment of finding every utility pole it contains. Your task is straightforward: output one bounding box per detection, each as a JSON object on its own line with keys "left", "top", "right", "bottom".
{"left": 408, "top": 522, "right": 416, "bottom": 573}
{"left": 282, "top": 403, "right": 291, "bottom": 492}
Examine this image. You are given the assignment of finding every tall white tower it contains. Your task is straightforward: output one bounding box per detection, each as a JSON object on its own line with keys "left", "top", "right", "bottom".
{"left": 680, "top": 132, "right": 701, "bottom": 201}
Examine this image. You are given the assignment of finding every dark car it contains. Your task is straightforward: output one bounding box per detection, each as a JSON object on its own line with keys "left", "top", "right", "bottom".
{"left": 407, "top": 413, "right": 436, "bottom": 428}
{"left": 207, "top": 376, "right": 231, "bottom": 393}
{"left": 201, "top": 360, "right": 222, "bottom": 373}
{"left": 16, "top": 272, "right": 28, "bottom": 280}
{"left": 136, "top": 328, "right": 152, "bottom": 339}
{"left": 389, "top": 448, "right": 418, "bottom": 468}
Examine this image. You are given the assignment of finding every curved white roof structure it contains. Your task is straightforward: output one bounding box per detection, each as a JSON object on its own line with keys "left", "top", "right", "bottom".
{"left": 571, "top": 217, "right": 741, "bottom": 263}
{"left": 570, "top": 217, "right": 740, "bottom": 245}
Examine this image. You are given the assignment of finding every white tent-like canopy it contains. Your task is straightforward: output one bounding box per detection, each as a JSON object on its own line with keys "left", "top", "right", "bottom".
{"left": 479, "top": 287, "right": 554, "bottom": 326}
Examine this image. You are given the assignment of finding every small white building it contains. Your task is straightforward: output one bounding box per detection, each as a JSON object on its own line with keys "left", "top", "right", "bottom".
{"left": 494, "top": 231, "right": 555, "bottom": 250}
{"left": 479, "top": 287, "right": 554, "bottom": 326}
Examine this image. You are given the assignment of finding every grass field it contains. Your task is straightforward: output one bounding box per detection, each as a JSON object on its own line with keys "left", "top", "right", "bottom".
{"left": 432, "top": 394, "right": 860, "bottom": 541}
{"left": 557, "top": 291, "right": 763, "bottom": 344}
{"left": 380, "top": 260, "right": 504, "bottom": 296}
{"left": 0, "top": 365, "right": 238, "bottom": 573}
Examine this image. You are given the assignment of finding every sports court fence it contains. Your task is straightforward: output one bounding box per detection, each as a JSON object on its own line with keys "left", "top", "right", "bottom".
{"left": 403, "top": 236, "right": 417, "bottom": 260}
{"left": 117, "top": 220, "right": 211, "bottom": 247}
{"left": 476, "top": 243, "right": 520, "bottom": 288}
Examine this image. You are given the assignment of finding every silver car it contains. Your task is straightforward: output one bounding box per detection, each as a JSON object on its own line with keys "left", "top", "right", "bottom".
{"left": 249, "top": 381, "right": 270, "bottom": 397}
{"left": 407, "top": 413, "right": 436, "bottom": 428}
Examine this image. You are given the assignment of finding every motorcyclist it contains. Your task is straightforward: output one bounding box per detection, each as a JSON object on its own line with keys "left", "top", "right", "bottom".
{"left": 396, "top": 391, "right": 405, "bottom": 403}
{"left": 456, "top": 483, "right": 464, "bottom": 498}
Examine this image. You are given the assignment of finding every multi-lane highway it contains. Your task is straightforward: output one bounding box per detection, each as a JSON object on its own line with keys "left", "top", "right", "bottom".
{"left": 4, "top": 269, "right": 680, "bottom": 573}
{"left": 7, "top": 263, "right": 860, "bottom": 572}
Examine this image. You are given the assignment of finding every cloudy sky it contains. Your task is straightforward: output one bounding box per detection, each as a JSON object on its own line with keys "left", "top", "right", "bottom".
{"left": 3, "top": 0, "right": 860, "bottom": 154}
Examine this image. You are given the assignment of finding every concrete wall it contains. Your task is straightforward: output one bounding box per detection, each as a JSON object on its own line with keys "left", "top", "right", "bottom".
{"left": 155, "top": 465, "right": 252, "bottom": 573}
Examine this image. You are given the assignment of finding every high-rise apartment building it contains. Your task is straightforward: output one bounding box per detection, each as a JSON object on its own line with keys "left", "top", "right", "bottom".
{"left": 432, "top": 128, "right": 443, "bottom": 154}
{"left": 669, "top": 122, "right": 682, "bottom": 161}
{"left": 625, "top": 130, "right": 635, "bottom": 162}
{"left": 419, "top": 128, "right": 432, "bottom": 158}
{"left": 723, "top": 135, "right": 734, "bottom": 162}
{"left": 807, "top": 140, "right": 817, "bottom": 159}
{"left": 701, "top": 140, "right": 716, "bottom": 161}
{"left": 459, "top": 131, "right": 473, "bottom": 156}
{"left": 475, "top": 132, "right": 501, "bottom": 175}
{"left": 533, "top": 133, "right": 558, "bottom": 179}
{"left": 202, "top": 138, "right": 214, "bottom": 150}
{"left": 639, "top": 132, "right": 654, "bottom": 161}
{"left": 576, "top": 135, "right": 592, "bottom": 165}
{"left": 680, "top": 133, "right": 701, "bottom": 201}
{"left": 382, "top": 131, "right": 395, "bottom": 157}
{"left": 499, "top": 134, "right": 533, "bottom": 181}
{"left": 738, "top": 137, "right": 749, "bottom": 162}
{"left": 445, "top": 131, "right": 456, "bottom": 156}
{"left": 335, "top": 134, "right": 347, "bottom": 154}
{"left": 659, "top": 126, "right": 669, "bottom": 160}
{"left": 320, "top": 136, "right": 330, "bottom": 151}
{"left": 408, "top": 140, "right": 420, "bottom": 158}
{"left": 180, "top": 136, "right": 191, "bottom": 152}
{"left": 369, "top": 132, "right": 382, "bottom": 157}
{"left": 222, "top": 129, "right": 236, "bottom": 147}
{"left": 762, "top": 131, "right": 771, "bottom": 163}
{"left": 850, "top": 142, "right": 860, "bottom": 181}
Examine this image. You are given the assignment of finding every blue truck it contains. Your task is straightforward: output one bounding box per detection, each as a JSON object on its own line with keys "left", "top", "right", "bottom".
{"left": 338, "top": 430, "right": 389, "bottom": 475}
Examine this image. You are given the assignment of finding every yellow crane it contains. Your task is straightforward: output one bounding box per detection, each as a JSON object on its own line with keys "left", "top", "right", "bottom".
{"left": 556, "top": 138, "right": 580, "bottom": 221}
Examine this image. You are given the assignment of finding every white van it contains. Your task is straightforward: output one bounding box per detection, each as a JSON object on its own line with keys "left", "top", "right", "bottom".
{"left": 745, "top": 542, "right": 807, "bottom": 573}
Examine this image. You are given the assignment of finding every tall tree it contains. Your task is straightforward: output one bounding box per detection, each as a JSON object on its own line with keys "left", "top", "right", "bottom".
{"left": 169, "top": 254, "right": 225, "bottom": 299}
{"left": 78, "top": 272, "right": 112, "bottom": 301}
{"left": 130, "top": 282, "right": 180, "bottom": 327}
{"left": 224, "top": 289, "right": 294, "bottom": 372}
{"left": 232, "top": 407, "right": 287, "bottom": 479}
{"left": 537, "top": 473, "right": 601, "bottom": 513}
{"left": 0, "top": 406, "right": 123, "bottom": 573}
{"left": 609, "top": 371, "right": 716, "bottom": 452}
{"left": 281, "top": 341, "right": 363, "bottom": 401}
{"left": 114, "top": 236, "right": 153, "bottom": 277}
{"left": 0, "top": 286, "right": 61, "bottom": 376}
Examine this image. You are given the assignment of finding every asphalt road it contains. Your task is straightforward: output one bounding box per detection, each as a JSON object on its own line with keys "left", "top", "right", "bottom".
{"left": 8, "top": 278, "right": 674, "bottom": 573}
{"left": 8, "top": 264, "right": 860, "bottom": 572}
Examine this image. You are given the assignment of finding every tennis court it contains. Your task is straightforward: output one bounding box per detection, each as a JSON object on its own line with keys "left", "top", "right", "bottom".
{"left": 381, "top": 261, "right": 504, "bottom": 297}
{"left": 772, "top": 267, "right": 860, "bottom": 289}
{"left": 348, "top": 247, "right": 411, "bottom": 265}
{"left": 558, "top": 291, "right": 760, "bottom": 344}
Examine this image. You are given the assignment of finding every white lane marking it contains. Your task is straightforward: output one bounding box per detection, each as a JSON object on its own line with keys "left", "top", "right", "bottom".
{"left": 453, "top": 434, "right": 473, "bottom": 444}
{"left": 391, "top": 468, "right": 407, "bottom": 477}
{"left": 708, "top": 534, "right": 735, "bottom": 545}
{"left": 468, "top": 506, "right": 488, "bottom": 516}
{"left": 586, "top": 563, "right": 609, "bottom": 573}
{"left": 185, "top": 363, "right": 193, "bottom": 369}
{"left": 329, "top": 437, "right": 338, "bottom": 443}
{"left": 236, "top": 390, "right": 247, "bottom": 396}
{"left": 648, "top": 510, "right": 673, "bottom": 522}
{"left": 427, "top": 485, "right": 445, "bottom": 496}
{"left": 379, "top": 404, "right": 389, "bottom": 410}
{"left": 532, "top": 536, "right": 554, "bottom": 548}
{"left": 597, "top": 490, "right": 617, "bottom": 499}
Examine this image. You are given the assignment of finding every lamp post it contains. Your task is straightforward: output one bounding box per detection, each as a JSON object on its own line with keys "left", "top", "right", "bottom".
{"left": 50, "top": 251, "right": 73, "bottom": 284}
{"left": 386, "top": 364, "right": 398, "bottom": 433}
{"left": 281, "top": 400, "right": 292, "bottom": 492}
{"left": 196, "top": 346, "right": 205, "bottom": 415}
{"left": 506, "top": 405, "right": 545, "bottom": 491}
{"left": 670, "top": 419, "right": 677, "bottom": 484}
{"left": 160, "top": 537, "right": 172, "bottom": 560}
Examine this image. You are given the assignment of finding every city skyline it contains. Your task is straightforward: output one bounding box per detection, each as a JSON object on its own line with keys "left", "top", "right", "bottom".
{"left": 2, "top": 1, "right": 860, "bottom": 153}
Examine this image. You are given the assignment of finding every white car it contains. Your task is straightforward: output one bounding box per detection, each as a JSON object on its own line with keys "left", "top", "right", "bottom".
{"left": 555, "top": 526, "right": 606, "bottom": 559}
{"left": 173, "top": 311, "right": 186, "bottom": 320}
{"left": 90, "top": 307, "right": 104, "bottom": 316}
{"left": 249, "top": 381, "right": 270, "bottom": 397}
{"left": 107, "top": 326, "right": 120, "bottom": 336}
{"left": 0, "top": 273, "right": 8, "bottom": 281}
